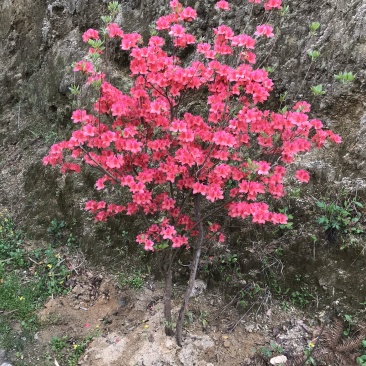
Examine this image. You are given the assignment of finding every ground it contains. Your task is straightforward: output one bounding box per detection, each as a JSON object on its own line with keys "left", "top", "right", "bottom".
{"left": 4, "top": 261, "right": 325, "bottom": 366}
{"left": 1, "top": 211, "right": 366, "bottom": 366}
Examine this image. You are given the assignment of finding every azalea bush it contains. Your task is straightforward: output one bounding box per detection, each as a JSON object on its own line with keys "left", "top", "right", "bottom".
{"left": 44, "top": 0, "right": 341, "bottom": 344}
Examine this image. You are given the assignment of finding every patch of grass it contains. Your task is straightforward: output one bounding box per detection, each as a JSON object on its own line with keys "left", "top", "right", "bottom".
{"left": 118, "top": 269, "right": 145, "bottom": 289}
{"left": 49, "top": 330, "right": 99, "bottom": 366}
{"left": 0, "top": 212, "right": 72, "bottom": 355}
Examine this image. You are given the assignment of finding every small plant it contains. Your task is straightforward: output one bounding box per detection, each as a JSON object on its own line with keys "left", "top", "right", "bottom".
{"left": 309, "top": 22, "right": 320, "bottom": 34}
{"left": 185, "top": 311, "right": 194, "bottom": 325}
{"left": 259, "top": 341, "right": 284, "bottom": 359}
{"left": 279, "top": 91, "right": 288, "bottom": 103}
{"left": 316, "top": 195, "right": 364, "bottom": 243}
{"left": 264, "top": 65, "right": 275, "bottom": 73}
{"left": 199, "top": 310, "right": 208, "bottom": 329}
{"left": 303, "top": 342, "right": 317, "bottom": 365}
{"left": 307, "top": 50, "right": 320, "bottom": 61}
{"left": 51, "top": 335, "right": 68, "bottom": 353}
{"left": 311, "top": 84, "right": 326, "bottom": 96}
{"left": 50, "top": 331, "right": 98, "bottom": 366}
{"left": 0, "top": 212, "right": 24, "bottom": 265}
{"left": 47, "top": 218, "right": 66, "bottom": 246}
{"left": 343, "top": 314, "right": 353, "bottom": 337}
{"left": 357, "top": 339, "right": 366, "bottom": 365}
{"left": 118, "top": 270, "right": 145, "bottom": 289}
{"left": 280, "top": 4, "right": 290, "bottom": 16}
{"left": 334, "top": 71, "right": 355, "bottom": 84}
{"left": 68, "top": 84, "right": 80, "bottom": 96}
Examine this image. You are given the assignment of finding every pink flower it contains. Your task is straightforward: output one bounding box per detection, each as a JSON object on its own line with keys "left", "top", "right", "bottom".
{"left": 71, "top": 109, "right": 88, "bottom": 123}
{"left": 293, "top": 101, "right": 311, "bottom": 113}
{"left": 73, "top": 61, "right": 94, "bottom": 74}
{"left": 257, "top": 161, "right": 271, "bottom": 175}
{"left": 121, "top": 33, "right": 141, "bottom": 50}
{"left": 209, "top": 223, "right": 221, "bottom": 232}
{"left": 206, "top": 184, "right": 224, "bottom": 202}
{"left": 328, "top": 131, "right": 342, "bottom": 144}
{"left": 180, "top": 7, "right": 197, "bottom": 21}
{"left": 161, "top": 225, "right": 177, "bottom": 239}
{"left": 169, "top": 24, "right": 186, "bottom": 37}
{"left": 156, "top": 15, "right": 173, "bottom": 30}
{"left": 148, "top": 36, "right": 165, "bottom": 47}
{"left": 295, "top": 170, "right": 310, "bottom": 183}
{"left": 82, "top": 29, "right": 99, "bottom": 43}
{"left": 254, "top": 24, "right": 274, "bottom": 38}
{"left": 215, "top": 1, "right": 230, "bottom": 10}
{"left": 264, "top": 0, "right": 282, "bottom": 11}
{"left": 60, "top": 163, "right": 81, "bottom": 173}
{"left": 271, "top": 213, "right": 287, "bottom": 224}
{"left": 107, "top": 23, "right": 124, "bottom": 38}
{"left": 192, "top": 182, "right": 207, "bottom": 195}
{"left": 144, "top": 239, "right": 154, "bottom": 251}
{"left": 212, "top": 131, "right": 236, "bottom": 147}
{"left": 172, "top": 235, "right": 188, "bottom": 248}
{"left": 84, "top": 323, "right": 91, "bottom": 328}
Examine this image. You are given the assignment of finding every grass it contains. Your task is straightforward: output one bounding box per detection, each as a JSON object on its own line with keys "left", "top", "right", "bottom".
{"left": 47, "top": 331, "right": 99, "bottom": 366}
{"left": 0, "top": 212, "right": 100, "bottom": 365}
{"left": 0, "top": 211, "right": 72, "bottom": 359}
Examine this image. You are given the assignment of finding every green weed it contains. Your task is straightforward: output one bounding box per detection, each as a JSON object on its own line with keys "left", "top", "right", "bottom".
{"left": 311, "top": 84, "right": 326, "bottom": 96}
{"left": 309, "top": 22, "right": 320, "bottom": 34}
{"left": 357, "top": 339, "right": 366, "bottom": 365}
{"left": 118, "top": 270, "right": 145, "bottom": 289}
{"left": 315, "top": 195, "right": 364, "bottom": 243}
{"left": 259, "top": 341, "right": 283, "bottom": 359}
{"left": 50, "top": 330, "right": 99, "bottom": 366}
{"left": 307, "top": 50, "right": 320, "bottom": 61}
{"left": 0, "top": 212, "right": 71, "bottom": 354}
{"left": 334, "top": 71, "right": 355, "bottom": 84}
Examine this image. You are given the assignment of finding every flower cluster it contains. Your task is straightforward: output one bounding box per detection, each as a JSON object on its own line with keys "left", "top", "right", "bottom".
{"left": 43, "top": 0, "right": 341, "bottom": 252}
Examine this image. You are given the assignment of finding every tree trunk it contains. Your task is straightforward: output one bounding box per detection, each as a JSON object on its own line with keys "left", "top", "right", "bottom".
{"left": 176, "top": 194, "right": 204, "bottom": 346}
{"left": 164, "top": 263, "right": 174, "bottom": 336}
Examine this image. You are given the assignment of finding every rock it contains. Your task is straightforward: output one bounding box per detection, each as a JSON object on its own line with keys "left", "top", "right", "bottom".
{"left": 165, "top": 338, "right": 174, "bottom": 349}
{"left": 270, "top": 355, "right": 288, "bottom": 365}
{"left": 72, "top": 284, "right": 84, "bottom": 296}
{"left": 245, "top": 324, "right": 255, "bottom": 333}
{"left": 190, "top": 280, "right": 207, "bottom": 297}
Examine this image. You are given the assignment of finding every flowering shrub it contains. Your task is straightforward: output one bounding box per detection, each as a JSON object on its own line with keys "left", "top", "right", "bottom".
{"left": 43, "top": 0, "right": 341, "bottom": 344}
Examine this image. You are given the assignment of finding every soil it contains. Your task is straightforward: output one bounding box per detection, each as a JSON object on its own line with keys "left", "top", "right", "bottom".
{"left": 8, "top": 265, "right": 322, "bottom": 366}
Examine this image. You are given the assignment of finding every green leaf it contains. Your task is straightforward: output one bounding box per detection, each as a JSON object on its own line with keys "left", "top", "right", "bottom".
{"left": 316, "top": 201, "right": 326, "bottom": 209}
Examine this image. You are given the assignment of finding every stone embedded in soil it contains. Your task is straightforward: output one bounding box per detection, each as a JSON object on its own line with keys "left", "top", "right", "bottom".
{"left": 72, "top": 284, "right": 84, "bottom": 296}
{"left": 270, "top": 355, "right": 288, "bottom": 365}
